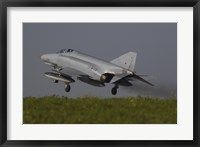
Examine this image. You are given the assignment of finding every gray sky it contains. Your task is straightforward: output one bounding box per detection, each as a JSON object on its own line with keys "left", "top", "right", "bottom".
{"left": 23, "top": 23, "right": 177, "bottom": 98}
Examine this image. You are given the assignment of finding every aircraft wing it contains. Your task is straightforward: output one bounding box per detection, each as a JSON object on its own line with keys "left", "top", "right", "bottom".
{"left": 58, "top": 67, "right": 86, "bottom": 77}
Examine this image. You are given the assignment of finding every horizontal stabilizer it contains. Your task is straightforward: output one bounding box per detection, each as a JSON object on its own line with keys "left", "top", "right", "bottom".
{"left": 131, "top": 73, "right": 154, "bottom": 86}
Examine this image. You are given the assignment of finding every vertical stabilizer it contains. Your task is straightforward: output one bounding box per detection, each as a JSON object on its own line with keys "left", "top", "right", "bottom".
{"left": 110, "top": 52, "right": 137, "bottom": 71}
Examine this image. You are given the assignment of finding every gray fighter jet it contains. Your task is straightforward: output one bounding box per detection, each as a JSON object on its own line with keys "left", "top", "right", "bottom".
{"left": 41, "top": 49, "right": 153, "bottom": 95}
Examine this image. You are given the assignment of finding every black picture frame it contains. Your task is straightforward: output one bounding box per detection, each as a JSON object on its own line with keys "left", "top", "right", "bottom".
{"left": 0, "top": 0, "right": 199, "bottom": 146}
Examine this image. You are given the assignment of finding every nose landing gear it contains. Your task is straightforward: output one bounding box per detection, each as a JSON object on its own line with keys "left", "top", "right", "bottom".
{"left": 64, "top": 84, "right": 71, "bottom": 92}
{"left": 111, "top": 85, "right": 119, "bottom": 95}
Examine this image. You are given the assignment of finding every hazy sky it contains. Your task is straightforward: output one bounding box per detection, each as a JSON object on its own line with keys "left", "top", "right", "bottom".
{"left": 23, "top": 23, "right": 177, "bottom": 98}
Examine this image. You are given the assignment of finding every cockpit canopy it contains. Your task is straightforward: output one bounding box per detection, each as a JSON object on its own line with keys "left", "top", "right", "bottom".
{"left": 57, "top": 49, "right": 74, "bottom": 53}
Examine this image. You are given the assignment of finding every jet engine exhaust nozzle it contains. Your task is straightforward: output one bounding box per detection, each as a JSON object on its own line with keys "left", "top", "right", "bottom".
{"left": 100, "top": 73, "right": 115, "bottom": 83}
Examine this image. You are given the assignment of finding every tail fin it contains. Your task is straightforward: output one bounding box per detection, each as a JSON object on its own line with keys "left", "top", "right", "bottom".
{"left": 110, "top": 52, "right": 137, "bottom": 71}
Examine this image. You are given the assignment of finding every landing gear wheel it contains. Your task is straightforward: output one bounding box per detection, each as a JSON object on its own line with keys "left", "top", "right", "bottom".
{"left": 111, "top": 87, "right": 117, "bottom": 95}
{"left": 111, "top": 85, "right": 119, "bottom": 95}
{"left": 64, "top": 84, "right": 71, "bottom": 92}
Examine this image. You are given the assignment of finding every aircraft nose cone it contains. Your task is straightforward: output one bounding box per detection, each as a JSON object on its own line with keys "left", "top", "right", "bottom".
{"left": 41, "top": 54, "right": 58, "bottom": 64}
{"left": 41, "top": 54, "right": 48, "bottom": 61}
{"left": 41, "top": 55, "right": 44, "bottom": 60}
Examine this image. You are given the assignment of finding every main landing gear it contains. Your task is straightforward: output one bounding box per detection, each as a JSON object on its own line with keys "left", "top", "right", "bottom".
{"left": 64, "top": 84, "right": 71, "bottom": 92}
{"left": 111, "top": 85, "right": 119, "bottom": 95}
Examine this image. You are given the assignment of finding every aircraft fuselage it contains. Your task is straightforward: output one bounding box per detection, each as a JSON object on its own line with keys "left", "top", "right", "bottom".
{"left": 41, "top": 50, "right": 132, "bottom": 82}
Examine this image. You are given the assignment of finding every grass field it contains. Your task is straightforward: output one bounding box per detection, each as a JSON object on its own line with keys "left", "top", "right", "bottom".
{"left": 23, "top": 95, "right": 177, "bottom": 124}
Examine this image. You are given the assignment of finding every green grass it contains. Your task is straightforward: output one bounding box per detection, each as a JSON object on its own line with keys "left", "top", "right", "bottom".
{"left": 23, "top": 95, "right": 177, "bottom": 124}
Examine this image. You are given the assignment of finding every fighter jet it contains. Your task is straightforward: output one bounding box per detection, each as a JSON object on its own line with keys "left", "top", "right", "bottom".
{"left": 41, "top": 49, "right": 153, "bottom": 95}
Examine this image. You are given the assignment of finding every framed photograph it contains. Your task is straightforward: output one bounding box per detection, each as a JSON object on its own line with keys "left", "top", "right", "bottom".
{"left": 0, "top": 0, "right": 199, "bottom": 146}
